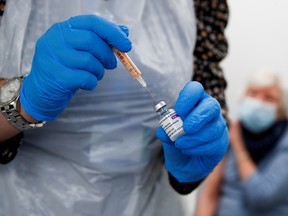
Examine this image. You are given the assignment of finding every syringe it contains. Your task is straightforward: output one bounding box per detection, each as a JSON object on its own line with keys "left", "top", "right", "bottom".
{"left": 112, "top": 47, "right": 147, "bottom": 88}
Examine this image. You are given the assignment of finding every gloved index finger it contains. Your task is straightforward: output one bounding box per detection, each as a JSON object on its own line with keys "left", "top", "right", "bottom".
{"left": 183, "top": 95, "right": 221, "bottom": 134}
{"left": 68, "top": 15, "right": 132, "bottom": 52}
{"left": 175, "top": 82, "right": 204, "bottom": 117}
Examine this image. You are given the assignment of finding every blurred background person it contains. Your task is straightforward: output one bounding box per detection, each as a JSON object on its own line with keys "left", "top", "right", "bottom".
{"left": 195, "top": 70, "right": 288, "bottom": 216}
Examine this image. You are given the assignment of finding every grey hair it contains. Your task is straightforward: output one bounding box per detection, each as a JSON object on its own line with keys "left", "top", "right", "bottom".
{"left": 245, "top": 69, "right": 288, "bottom": 116}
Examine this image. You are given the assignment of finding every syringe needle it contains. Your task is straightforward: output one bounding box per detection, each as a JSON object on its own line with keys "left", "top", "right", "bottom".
{"left": 112, "top": 47, "right": 147, "bottom": 87}
{"left": 112, "top": 47, "right": 158, "bottom": 104}
{"left": 145, "top": 87, "right": 158, "bottom": 104}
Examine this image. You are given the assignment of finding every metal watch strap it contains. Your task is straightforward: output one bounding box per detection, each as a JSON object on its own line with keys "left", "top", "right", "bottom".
{"left": 0, "top": 96, "right": 45, "bottom": 130}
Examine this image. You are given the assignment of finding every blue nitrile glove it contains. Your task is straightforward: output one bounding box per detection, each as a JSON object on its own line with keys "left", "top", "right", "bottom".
{"left": 20, "top": 15, "right": 131, "bottom": 121}
{"left": 156, "top": 82, "right": 229, "bottom": 183}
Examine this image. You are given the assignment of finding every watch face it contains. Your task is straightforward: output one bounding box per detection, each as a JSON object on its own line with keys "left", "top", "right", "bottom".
{"left": 0, "top": 78, "right": 21, "bottom": 104}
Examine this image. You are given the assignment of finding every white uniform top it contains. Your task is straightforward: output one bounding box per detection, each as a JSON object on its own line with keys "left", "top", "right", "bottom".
{"left": 0, "top": 0, "right": 196, "bottom": 215}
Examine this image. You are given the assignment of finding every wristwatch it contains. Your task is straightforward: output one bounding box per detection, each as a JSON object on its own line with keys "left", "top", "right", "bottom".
{"left": 0, "top": 77, "right": 45, "bottom": 130}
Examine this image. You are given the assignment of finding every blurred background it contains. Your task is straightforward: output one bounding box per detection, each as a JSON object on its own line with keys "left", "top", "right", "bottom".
{"left": 224, "top": 0, "right": 288, "bottom": 119}
{"left": 182, "top": 0, "right": 288, "bottom": 215}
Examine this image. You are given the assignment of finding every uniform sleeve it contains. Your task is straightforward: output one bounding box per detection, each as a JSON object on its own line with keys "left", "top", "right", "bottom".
{"left": 0, "top": 0, "right": 6, "bottom": 22}
{"left": 0, "top": 132, "right": 23, "bottom": 164}
{"left": 168, "top": 172, "right": 203, "bottom": 195}
{"left": 193, "top": 0, "right": 229, "bottom": 123}
{"left": 241, "top": 143, "right": 288, "bottom": 210}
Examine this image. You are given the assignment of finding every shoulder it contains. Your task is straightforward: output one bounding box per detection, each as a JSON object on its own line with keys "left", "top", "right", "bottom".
{"left": 275, "top": 126, "right": 288, "bottom": 150}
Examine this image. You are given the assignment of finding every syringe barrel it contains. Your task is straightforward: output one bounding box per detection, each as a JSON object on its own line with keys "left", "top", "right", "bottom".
{"left": 112, "top": 48, "right": 142, "bottom": 79}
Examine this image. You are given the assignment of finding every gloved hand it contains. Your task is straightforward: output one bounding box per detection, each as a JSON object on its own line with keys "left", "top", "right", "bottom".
{"left": 20, "top": 15, "right": 131, "bottom": 121}
{"left": 156, "top": 82, "right": 229, "bottom": 183}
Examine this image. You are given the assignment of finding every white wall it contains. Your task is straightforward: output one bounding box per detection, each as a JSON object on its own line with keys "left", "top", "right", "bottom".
{"left": 222, "top": 0, "right": 288, "bottom": 119}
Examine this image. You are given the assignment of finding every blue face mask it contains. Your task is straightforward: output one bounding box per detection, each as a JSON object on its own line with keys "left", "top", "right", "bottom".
{"left": 238, "top": 97, "right": 277, "bottom": 133}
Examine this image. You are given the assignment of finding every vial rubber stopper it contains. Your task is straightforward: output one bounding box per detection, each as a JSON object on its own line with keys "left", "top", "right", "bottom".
{"left": 154, "top": 101, "right": 166, "bottom": 112}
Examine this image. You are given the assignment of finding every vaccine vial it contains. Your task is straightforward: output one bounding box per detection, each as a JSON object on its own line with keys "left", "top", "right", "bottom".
{"left": 154, "top": 101, "right": 185, "bottom": 142}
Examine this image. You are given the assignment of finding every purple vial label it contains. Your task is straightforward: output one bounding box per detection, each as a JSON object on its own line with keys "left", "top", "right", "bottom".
{"left": 171, "top": 113, "right": 179, "bottom": 119}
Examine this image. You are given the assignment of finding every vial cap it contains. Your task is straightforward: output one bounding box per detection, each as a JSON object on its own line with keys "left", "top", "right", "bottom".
{"left": 154, "top": 101, "right": 166, "bottom": 112}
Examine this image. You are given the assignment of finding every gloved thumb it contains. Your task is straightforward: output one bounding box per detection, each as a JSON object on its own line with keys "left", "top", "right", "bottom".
{"left": 175, "top": 81, "right": 205, "bottom": 117}
{"left": 156, "top": 127, "right": 174, "bottom": 145}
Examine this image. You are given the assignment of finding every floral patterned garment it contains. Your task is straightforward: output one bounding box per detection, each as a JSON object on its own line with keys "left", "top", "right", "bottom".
{"left": 193, "top": 0, "right": 229, "bottom": 122}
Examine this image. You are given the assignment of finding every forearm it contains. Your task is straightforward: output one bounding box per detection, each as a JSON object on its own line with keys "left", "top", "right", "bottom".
{"left": 195, "top": 160, "right": 225, "bottom": 216}
{"left": 0, "top": 79, "right": 20, "bottom": 142}
{"left": 0, "top": 80, "right": 37, "bottom": 142}
{"left": 195, "top": 193, "right": 218, "bottom": 216}
{"left": 233, "top": 145, "right": 257, "bottom": 181}
{"left": 0, "top": 112, "right": 20, "bottom": 142}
